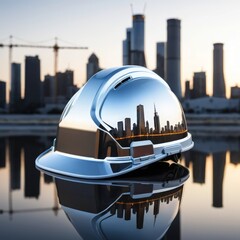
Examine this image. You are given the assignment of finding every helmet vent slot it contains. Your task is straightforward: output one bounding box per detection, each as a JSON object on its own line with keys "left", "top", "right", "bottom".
{"left": 114, "top": 76, "right": 131, "bottom": 89}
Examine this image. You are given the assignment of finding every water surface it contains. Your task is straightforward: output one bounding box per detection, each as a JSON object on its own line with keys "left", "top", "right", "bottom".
{"left": 0, "top": 135, "right": 240, "bottom": 239}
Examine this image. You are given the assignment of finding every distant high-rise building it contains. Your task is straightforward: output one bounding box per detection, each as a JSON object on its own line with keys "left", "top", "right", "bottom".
{"left": 137, "top": 104, "right": 146, "bottom": 135}
{"left": 166, "top": 19, "right": 181, "bottom": 99}
{"left": 24, "top": 56, "right": 42, "bottom": 110}
{"left": 123, "top": 28, "right": 132, "bottom": 65}
{"left": 213, "top": 43, "right": 226, "bottom": 98}
{"left": 192, "top": 72, "right": 206, "bottom": 98}
{"left": 10, "top": 63, "right": 21, "bottom": 112}
{"left": 130, "top": 14, "right": 146, "bottom": 66}
{"left": 155, "top": 42, "right": 166, "bottom": 79}
{"left": 43, "top": 74, "right": 54, "bottom": 97}
{"left": 57, "top": 70, "right": 74, "bottom": 97}
{"left": 230, "top": 85, "right": 240, "bottom": 99}
{"left": 0, "top": 81, "right": 6, "bottom": 109}
{"left": 43, "top": 74, "right": 54, "bottom": 104}
{"left": 86, "top": 53, "right": 101, "bottom": 81}
{"left": 184, "top": 80, "right": 191, "bottom": 99}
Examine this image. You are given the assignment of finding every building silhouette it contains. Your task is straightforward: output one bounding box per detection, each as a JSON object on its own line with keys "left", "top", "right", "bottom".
{"left": 9, "top": 137, "right": 22, "bottom": 190}
{"left": 112, "top": 103, "right": 187, "bottom": 148}
{"left": 213, "top": 43, "right": 226, "bottom": 98}
{"left": 24, "top": 55, "right": 42, "bottom": 111}
{"left": 123, "top": 14, "right": 146, "bottom": 66}
{"left": 230, "top": 150, "right": 240, "bottom": 165}
{"left": 230, "top": 85, "right": 240, "bottom": 99}
{"left": 184, "top": 80, "right": 191, "bottom": 99}
{"left": 86, "top": 53, "right": 101, "bottom": 81}
{"left": 154, "top": 104, "right": 160, "bottom": 133}
{"left": 43, "top": 74, "right": 54, "bottom": 104}
{"left": 167, "top": 19, "right": 181, "bottom": 99}
{"left": 110, "top": 188, "right": 183, "bottom": 230}
{"left": 137, "top": 104, "right": 146, "bottom": 135}
{"left": 24, "top": 137, "right": 41, "bottom": 198}
{"left": 155, "top": 42, "right": 166, "bottom": 79}
{"left": 131, "top": 14, "right": 146, "bottom": 66}
{"left": 0, "top": 81, "right": 6, "bottom": 110}
{"left": 122, "top": 28, "right": 132, "bottom": 65}
{"left": 191, "top": 151, "right": 207, "bottom": 184}
{"left": 125, "top": 118, "right": 131, "bottom": 137}
{"left": 192, "top": 72, "right": 207, "bottom": 98}
{"left": 0, "top": 138, "right": 6, "bottom": 168}
{"left": 57, "top": 70, "right": 75, "bottom": 99}
{"left": 10, "top": 63, "right": 21, "bottom": 112}
{"left": 212, "top": 152, "right": 226, "bottom": 208}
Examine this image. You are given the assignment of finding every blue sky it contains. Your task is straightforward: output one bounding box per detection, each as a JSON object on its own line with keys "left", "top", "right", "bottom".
{"left": 1, "top": 0, "right": 240, "bottom": 98}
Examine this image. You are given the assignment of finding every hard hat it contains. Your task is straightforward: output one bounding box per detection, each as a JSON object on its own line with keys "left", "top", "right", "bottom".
{"left": 36, "top": 65, "right": 193, "bottom": 179}
{"left": 53, "top": 161, "right": 189, "bottom": 239}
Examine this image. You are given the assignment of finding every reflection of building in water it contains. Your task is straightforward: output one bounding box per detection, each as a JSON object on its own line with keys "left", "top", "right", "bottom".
{"left": 0, "top": 138, "right": 6, "bottom": 168}
{"left": 183, "top": 137, "right": 230, "bottom": 209}
{"left": 213, "top": 152, "right": 226, "bottom": 208}
{"left": 112, "top": 104, "right": 187, "bottom": 147}
{"left": 191, "top": 151, "right": 207, "bottom": 184}
{"left": 110, "top": 188, "right": 182, "bottom": 229}
{"left": 9, "top": 137, "right": 22, "bottom": 190}
{"left": 230, "top": 151, "right": 240, "bottom": 165}
{"left": 1, "top": 136, "right": 55, "bottom": 203}
{"left": 24, "top": 137, "right": 44, "bottom": 198}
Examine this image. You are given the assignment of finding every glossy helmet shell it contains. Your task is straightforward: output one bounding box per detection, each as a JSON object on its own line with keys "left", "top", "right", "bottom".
{"left": 36, "top": 65, "right": 193, "bottom": 179}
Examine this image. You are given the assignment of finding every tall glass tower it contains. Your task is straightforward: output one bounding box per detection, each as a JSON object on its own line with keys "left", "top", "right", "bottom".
{"left": 213, "top": 43, "right": 226, "bottom": 98}
{"left": 166, "top": 19, "right": 181, "bottom": 99}
{"left": 24, "top": 56, "right": 42, "bottom": 110}
{"left": 10, "top": 63, "right": 21, "bottom": 112}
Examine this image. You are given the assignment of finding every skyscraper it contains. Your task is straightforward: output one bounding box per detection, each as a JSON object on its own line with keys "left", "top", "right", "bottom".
{"left": 192, "top": 72, "right": 207, "bottom": 98}
{"left": 213, "top": 43, "right": 226, "bottom": 98}
{"left": 184, "top": 80, "right": 191, "bottom": 99}
{"left": 123, "top": 28, "right": 132, "bottom": 65}
{"left": 166, "top": 19, "right": 181, "bottom": 99}
{"left": 137, "top": 104, "right": 146, "bottom": 135}
{"left": 0, "top": 81, "right": 6, "bottom": 109}
{"left": 154, "top": 105, "right": 160, "bottom": 133}
{"left": 86, "top": 53, "right": 101, "bottom": 81}
{"left": 125, "top": 117, "right": 131, "bottom": 137}
{"left": 155, "top": 42, "right": 166, "bottom": 79}
{"left": 24, "top": 55, "right": 42, "bottom": 110}
{"left": 10, "top": 63, "right": 21, "bottom": 112}
{"left": 43, "top": 74, "right": 54, "bottom": 103}
{"left": 57, "top": 70, "right": 74, "bottom": 97}
{"left": 130, "top": 14, "right": 146, "bottom": 66}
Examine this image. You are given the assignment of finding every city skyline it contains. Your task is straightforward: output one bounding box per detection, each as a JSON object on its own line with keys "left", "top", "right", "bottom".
{"left": 1, "top": 0, "right": 240, "bottom": 98}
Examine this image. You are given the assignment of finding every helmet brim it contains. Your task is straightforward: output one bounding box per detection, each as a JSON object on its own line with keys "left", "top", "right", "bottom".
{"left": 35, "top": 133, "right": 193, "bottom": 179}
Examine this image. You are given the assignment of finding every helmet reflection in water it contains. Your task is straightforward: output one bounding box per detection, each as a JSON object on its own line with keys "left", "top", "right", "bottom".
{"left": 36, "top": 66, "right": 193, "bottom": 179}
{"left": 54, "top": 161, "right": 189, "bottom": 240}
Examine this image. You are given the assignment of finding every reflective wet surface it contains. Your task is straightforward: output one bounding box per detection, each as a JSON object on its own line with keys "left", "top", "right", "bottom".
{"left": 1, "top": 134, "right": 240, "bottom": 239}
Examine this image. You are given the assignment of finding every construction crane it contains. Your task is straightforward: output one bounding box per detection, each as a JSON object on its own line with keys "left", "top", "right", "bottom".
{"left": 0, "top": 36, "right": 88, "bottom": 104}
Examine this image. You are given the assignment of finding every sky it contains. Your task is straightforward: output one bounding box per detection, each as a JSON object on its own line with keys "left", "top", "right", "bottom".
{"left": 1, "top": 0, "right": 240, "bottom": 98}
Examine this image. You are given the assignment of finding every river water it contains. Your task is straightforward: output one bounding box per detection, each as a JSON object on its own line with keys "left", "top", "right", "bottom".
{"left": 0, "top": 134, "right": 240, "bottom": 240}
